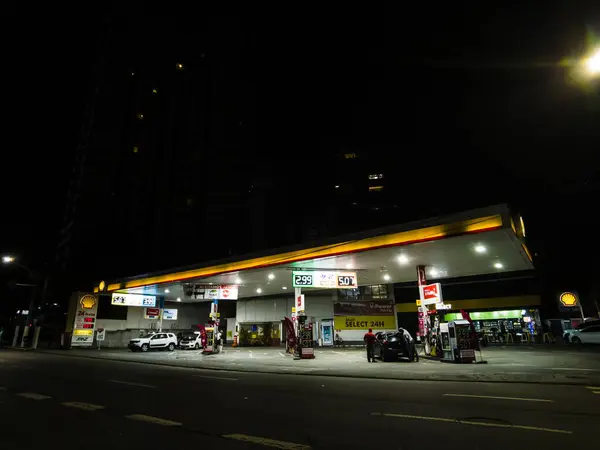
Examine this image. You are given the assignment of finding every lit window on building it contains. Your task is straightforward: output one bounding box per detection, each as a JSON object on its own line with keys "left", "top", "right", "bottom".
{"left": 344, "top": 153, "right": 357, "bottom": 159}
{"left": 133, "top": 146, "right": 139, "bottom": 154}
{"left": 176, "top": 63, "right": 184, "bottom": 70}
{"left": 369, "top": 185, "right": 384, "bottom": 192}
{"left": 152, "top": 88, "right": 158, "bottom": 94}
{"left": 137, "top": 113, "right": 144, "bottom": 120}
{"left": 368, "top": 174, "right": 383, "bottom": 180}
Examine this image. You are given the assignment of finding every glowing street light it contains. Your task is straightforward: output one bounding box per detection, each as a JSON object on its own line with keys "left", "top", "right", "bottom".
{"left": 2, "top": 255, "right": 15, "bottom": 263}
{"left": 583, "top": 47, "right": 600, "bottom": 76}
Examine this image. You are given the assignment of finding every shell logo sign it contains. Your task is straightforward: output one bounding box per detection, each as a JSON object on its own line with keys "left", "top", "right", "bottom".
{"left": 80, "top": 295, "right": 97, "bottom": 310}
{"left": 559, "top": 292, "right": 578, "bottom": 307}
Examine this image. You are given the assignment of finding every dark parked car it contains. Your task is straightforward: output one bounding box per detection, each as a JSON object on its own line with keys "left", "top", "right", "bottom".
{"left": 373, "top": 330, "right": 417, "bottom": 362}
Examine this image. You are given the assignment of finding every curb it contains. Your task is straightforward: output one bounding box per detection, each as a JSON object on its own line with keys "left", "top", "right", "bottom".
{"left": 33, "top": 349, "right": 599, "bottom": 387}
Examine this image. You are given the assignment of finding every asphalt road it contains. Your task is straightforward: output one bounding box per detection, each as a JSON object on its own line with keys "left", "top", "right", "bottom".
{"left": 1, "top": 349, "right": 598, "bottom": 449}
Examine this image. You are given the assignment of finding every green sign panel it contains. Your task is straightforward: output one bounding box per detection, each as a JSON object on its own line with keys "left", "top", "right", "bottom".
{"left": 444, "top": 310, "right": 524, "bottom": 321}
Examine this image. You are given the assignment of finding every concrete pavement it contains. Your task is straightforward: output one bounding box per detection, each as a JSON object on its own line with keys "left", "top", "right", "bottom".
{"left": 0, "top": 349, "right": 598, "bottom": 449}
{"left": 35, "top": 345, "right": 600, "bottom": 386}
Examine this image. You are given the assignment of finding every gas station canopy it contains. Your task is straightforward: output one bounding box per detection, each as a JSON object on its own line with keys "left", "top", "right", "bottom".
{"left": 96, "top": 204, "right": 533, "bottom": 301}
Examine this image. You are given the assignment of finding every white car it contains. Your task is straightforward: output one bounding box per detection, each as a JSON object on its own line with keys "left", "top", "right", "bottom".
{"left": 570, "top": 325, "right": 600, "bottom": 344}
{"left": 179, "top": 331, "right": 202, "bottom": 350}
{"left": 129, "top": 332, "right": 178, "bottom": 352}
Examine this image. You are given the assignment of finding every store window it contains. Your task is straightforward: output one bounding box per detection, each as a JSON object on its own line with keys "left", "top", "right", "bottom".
{"left": 361, "top": 284, "right": 389, "bottom": 300}
{"left": 238, "top": 322, "right": 281, "bottom": 347}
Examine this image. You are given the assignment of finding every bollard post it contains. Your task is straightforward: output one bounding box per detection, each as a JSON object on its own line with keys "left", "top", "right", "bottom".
{"left": 32, "top": 327, "right": 42, "bottom": 349}
{"left": 12, "top": 326, "right": 20, "bottom": 347}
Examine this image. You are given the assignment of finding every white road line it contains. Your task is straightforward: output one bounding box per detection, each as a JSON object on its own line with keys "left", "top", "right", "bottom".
{"left": 371, "top": 413, "right": 571, "bottom": 434}
{"left": 62, "top": 402, "right": 105, "bottom": 411}
{"left": 279, "top": 352, "right": 286, "bottom": 357}
{"left": 193, "top": 375, "right": 238, "bottom": 381}
{"left": 109, "top": 380, "right": 156, "bottom": 389}
{"left": 586, "top": 386, "right": 600, "bottom": 389}
{"left": 125, "top": 414, "right": 182, "bottom": 426}
{"left": 550, "top": 367, "right": 600, "bottom": 371}
{"left": 593, "top": 391, "right": 600, "bottom": 395}
{"left": 223, "top": 433, "right": 311, "bottom": 449}
{"left": 17, "top": 392, "right": 51, "bottom": 400}
{"left": 0, "top": 386, "right": 6, "bottom": 391}
{"left": 249, "top": 351, "right": 253, "bottom": 358}
{"left": 443, "top": 394, "right": 553, "bottom": 403}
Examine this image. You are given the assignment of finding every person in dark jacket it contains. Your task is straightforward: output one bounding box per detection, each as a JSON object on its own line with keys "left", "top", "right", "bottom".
{"left": 364, "top": 328, "right": 377, "bottom": 362}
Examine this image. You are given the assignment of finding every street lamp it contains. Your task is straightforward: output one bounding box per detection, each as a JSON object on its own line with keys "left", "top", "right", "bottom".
{"left": 1, "top": 255, "right": 39, "bottom": 347}
{"left": 583, "top": 47, "right": 600, "bottom": 76}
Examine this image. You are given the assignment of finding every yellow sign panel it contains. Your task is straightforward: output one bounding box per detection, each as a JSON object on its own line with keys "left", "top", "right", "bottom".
{"left": 559, "top": 292, "right": 578, "bottom": 307}
{"left": 79, "top": 295, "right": 96, "bottom": 309}
{"left": 416, "top": 300, "right": 422, "bottom": 306}
{"left": 334, "top": 316, "right": 395, "bottom": 330}
{"left": 73, "top": 329, "right": 93, "bottom": 336}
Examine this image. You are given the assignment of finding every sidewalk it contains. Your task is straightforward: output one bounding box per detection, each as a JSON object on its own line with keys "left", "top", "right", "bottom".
{"left": 31, "top": 345, "right": 600, "bottom": 386}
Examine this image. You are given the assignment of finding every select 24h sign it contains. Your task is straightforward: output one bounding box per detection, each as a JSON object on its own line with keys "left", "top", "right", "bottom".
{"left": 334, "top": 316, "right": 394, "bottom": 330}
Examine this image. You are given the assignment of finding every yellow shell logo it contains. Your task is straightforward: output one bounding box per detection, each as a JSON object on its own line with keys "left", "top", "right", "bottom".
{"left": 80, "top": 295, "right": 97, "bottom": 309}
{"left": 98, "top": 280, "right": 106, "bottom": 292}
{"left": 559, "top": 292, "right": 577, "bottom": 307}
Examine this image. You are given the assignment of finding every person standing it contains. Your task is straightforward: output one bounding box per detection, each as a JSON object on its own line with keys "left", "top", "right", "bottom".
{"left": 364, "top": 328, "right": 377, "bottom": 362}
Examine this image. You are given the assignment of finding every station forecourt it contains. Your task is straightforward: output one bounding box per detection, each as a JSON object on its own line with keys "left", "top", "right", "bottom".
{"left": 76, "top": 204, "right": 534, "bottom": 351}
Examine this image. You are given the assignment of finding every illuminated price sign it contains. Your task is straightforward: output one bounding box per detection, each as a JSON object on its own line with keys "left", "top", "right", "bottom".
{"left": 293, "top": 274, "right": 313, "bottom": 286}
{"left": 336, "top": 274, "right": 356, "bottom": 287}
{"left": 111, "top": 293, "right": 156, "bottom": 307}
{"left": 292, "top": 271, "right": 357, "bottom": 289}
{"left": 84, "top": 317, "right": 95, "bottom": 323}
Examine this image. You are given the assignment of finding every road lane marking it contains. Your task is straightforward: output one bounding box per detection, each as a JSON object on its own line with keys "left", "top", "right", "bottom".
{"left": 125, "top": 414, "right": 182, "bottom": 426}
{"left": 593, "top": 391, "right": 600, "bottom": 394}
{"left": 586, "top": 386, "right": 600, "bottom": 389}
{"left": 193, "top": 375, "right": 238, "bottom": 381}
{"left": 443, "top": 394, "right": 553, "bottom": 403}
{"left": 551, "top": 368, "right": 600, "bottom": 371}
{"left": 223, "top": 433, "right": 311, "bottom": 449}
{"left": 371, "top": 413, "right": 571, "bottom": 434}
{"left": 62, "top": 402, "right": 105, "bottom": 411}
{"left": 279, "top": 352, "right": 286, "bottom": 357}
{"left": 17, "top": 392, "right": 51, "bottom": 400}
{"left": 109, "top": 380, "right": 156, "bottom": 389}
{"left": 0, "top": 386, "right": 6, "bottom": 390}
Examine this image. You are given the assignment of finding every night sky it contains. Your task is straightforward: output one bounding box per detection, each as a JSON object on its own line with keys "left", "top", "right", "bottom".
{"left": 1, "top": 7, "right": 599, "bottom": 300}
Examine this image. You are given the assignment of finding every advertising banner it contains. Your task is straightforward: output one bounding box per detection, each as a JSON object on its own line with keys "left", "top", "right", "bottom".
{"left": 192, "top": 285, "right": 238, "bottom": 300}
{"left": 334, "top": 316, "right": 395, "bottom": 330}
{"left": 71, "top": 293, "right": 99, "bottom": 347}
{"left": 421, "top": 283, "right": 442, "bottom": 305}
{"left": 334, "top": 301, "right": 394, "bottom": 316}
{"left": 144, "top": 308, "right": 160, "bottom": 319}
{"left": 163, "top": 309, "right": 178, "bottom": 320}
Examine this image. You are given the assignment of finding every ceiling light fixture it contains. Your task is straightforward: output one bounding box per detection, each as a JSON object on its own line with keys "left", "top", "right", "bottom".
{"left": 268, "top": 273, "right": 275, "bottom": 280}
{"left": 397, "top": 254, "right": 409, "bottom": 264}
{"left": 383, "top": 274, "right": 391, "bottom": 281}
{"left": 177, "top": 298, "right": 181, "bottom": 302}
{"left": 474, "top": 245, "right": 487, "bottom": 254}
{"left": 494, "top": 262, "right": 504, "bottom": 269}
{"left": 165, "top": 289, "right": 170, "bottom": 293}
{"left": 345, "top": 263, "right": 353, "bottom": 269}
{"left": 429, "top": 268, "right": 439, "bottom": 277}
{"left": 256, "top": 288, "right": 262, "bottom": 294}
{"left": 235, "top": 278, "right": 242, "bottom": 284}
{"left": 282, "top": 286, "right": 288, "bottom": 290}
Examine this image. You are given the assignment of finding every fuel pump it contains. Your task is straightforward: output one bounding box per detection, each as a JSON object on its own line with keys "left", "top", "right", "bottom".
{"left": 297, "top": 315, "right": 315, "bottom": 359}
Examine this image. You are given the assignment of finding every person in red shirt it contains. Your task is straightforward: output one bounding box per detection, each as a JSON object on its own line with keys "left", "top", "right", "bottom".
{"left": 364, "top": 328, "right": 377, "bottom": 362}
